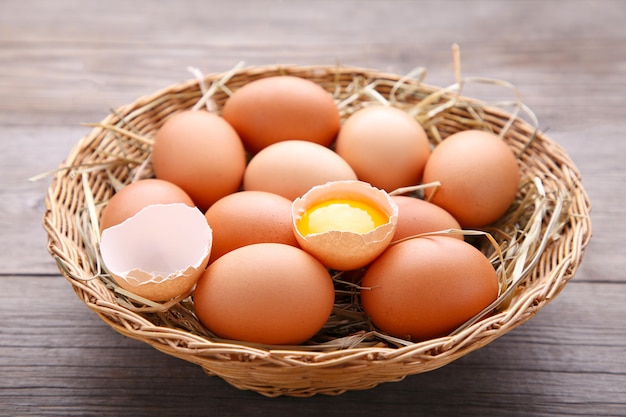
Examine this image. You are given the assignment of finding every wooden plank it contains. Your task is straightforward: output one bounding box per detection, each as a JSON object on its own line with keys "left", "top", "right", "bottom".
{"left": 1, "top": 0, "right": 625, "bottom": 415}
{"left": 1, "top": 1, "right": 625, "bottom": 128}
{"left": 1, "top": 275, "right": 624, "bottom": 415}
{"left": 0, "top": 126, "right": 86, "bottom": 274}
{"left": 2, "top": 39, "right": 626, "bottom": 126}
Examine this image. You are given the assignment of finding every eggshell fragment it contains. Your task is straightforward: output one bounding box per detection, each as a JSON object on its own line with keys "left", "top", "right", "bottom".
{"left": 292, "top": 180, "right": 398, "bottom": 271}
{"left": 100, "top": 203, "right": 212, "bottom": 302}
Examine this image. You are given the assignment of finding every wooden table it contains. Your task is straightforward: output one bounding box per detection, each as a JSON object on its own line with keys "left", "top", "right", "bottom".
{"left": 2, "top": 0, "right": 624, "bottom": 415}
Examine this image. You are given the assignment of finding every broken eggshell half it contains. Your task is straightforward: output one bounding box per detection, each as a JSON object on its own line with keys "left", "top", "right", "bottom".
{"left": 100, "top": 203, "right": 212, "bottom": 302}
{"left": 292, "top": 180, "right": 398, "bottom": 271}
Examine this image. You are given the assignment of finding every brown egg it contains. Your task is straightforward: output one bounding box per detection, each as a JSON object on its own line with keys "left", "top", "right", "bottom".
{"left": 243, "top": 140, "right": 358, "bottom": 201}
{"left": 360, "top": 236, "right": 499, "bottom": 341}
{"left": 193, "top": 243, "right": 335, "bottom": 345}
{"left": 335, "top": 105, "right": 431, "bottom": 193}
{"left": 391, "top": 195, "right": 463, "bottom": 241}
{"left": 204, "top": 190, "right": 299, "bottom": 263}
{"left": 422, "top": 129, "right": 520, "bottom": 228}
{"left": 100, "top": 178, "right": 195, "bottom": 232}
{"left": 221, "top": 75, "right": 341, "bottom": 153}
{"left": 151, "top": 110, "right": 247, "bottom": 210}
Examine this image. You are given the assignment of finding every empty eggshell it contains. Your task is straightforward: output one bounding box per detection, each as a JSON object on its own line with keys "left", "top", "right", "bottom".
{"left": 100, "top": 203, "right": 212, "bottom": 302}
{"left": 292, "top": 180, "right": 398, "bottom": 271}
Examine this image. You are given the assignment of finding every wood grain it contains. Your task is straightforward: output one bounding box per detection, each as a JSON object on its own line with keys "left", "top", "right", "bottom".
{"left": 2, "top": 276, "right": 624, "bottom": 416}
{"left": 1, "top": 0, "right": 625, "bottom": 415}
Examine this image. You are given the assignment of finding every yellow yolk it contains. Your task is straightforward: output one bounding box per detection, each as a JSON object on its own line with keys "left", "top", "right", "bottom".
{"left": 297, "top": 199, "right": 388, "bottom": 236}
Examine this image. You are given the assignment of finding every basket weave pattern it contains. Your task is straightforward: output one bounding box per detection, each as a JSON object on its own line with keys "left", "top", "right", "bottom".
{"left": 43, "top": 65, "right": 592, "bottom": 397}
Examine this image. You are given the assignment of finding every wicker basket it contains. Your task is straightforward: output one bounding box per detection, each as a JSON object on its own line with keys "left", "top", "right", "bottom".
{"left": 43, "top": 64, "right": 592, "bottom": 397}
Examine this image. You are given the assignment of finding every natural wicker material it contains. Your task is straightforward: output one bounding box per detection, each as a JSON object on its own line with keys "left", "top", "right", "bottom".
{"left": 43, "top": 64, "right": 592, "bottom": 397}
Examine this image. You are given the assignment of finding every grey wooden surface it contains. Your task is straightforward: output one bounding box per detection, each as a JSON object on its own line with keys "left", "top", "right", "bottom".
{"left": 1, "top": 0, "right": 624, "bottom": 416}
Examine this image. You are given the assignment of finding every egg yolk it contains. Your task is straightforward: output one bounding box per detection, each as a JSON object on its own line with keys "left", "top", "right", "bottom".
{"left": 297, "top": 199, "right": 388, "bottom": 236}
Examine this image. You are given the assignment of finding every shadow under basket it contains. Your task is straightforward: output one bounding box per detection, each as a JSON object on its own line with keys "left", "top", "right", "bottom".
{"left": 43, "top": 64, "right": 592, "bottom": 397}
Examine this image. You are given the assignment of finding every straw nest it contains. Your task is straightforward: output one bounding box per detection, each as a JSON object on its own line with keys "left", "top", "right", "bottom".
{"left": 42, "top": 60, "right": 592, "bottom": 397}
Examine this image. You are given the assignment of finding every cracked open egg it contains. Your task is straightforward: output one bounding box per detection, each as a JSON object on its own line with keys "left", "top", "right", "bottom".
{"left": 291, "top": 180, "right": 398, "bottom": 271}
{"left": 99, "top": 203, "right": 213, "bottom": 302}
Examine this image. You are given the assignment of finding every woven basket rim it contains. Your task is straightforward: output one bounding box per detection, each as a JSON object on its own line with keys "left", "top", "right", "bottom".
{"left": 42, "top": 63, "right": 592, "bottom": 397}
